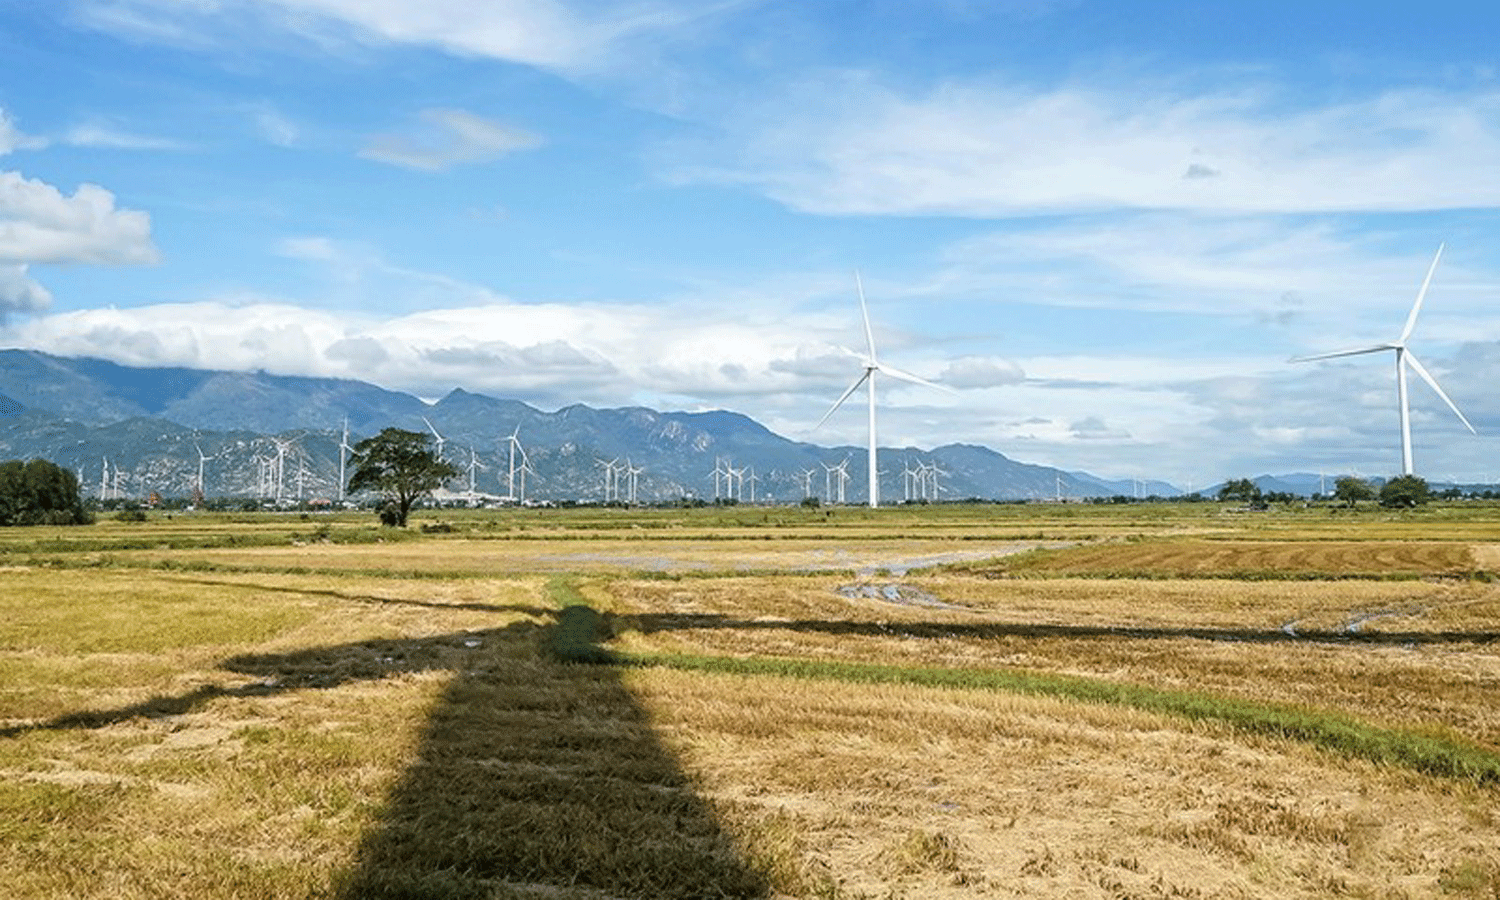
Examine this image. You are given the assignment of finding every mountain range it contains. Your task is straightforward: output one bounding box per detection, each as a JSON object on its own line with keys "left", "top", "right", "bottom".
{"left": 0, "top": 349, "right": 1184, "bottom": 504}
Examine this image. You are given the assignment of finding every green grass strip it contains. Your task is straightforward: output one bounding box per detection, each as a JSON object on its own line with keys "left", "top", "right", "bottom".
{"left": 604, "top": 646, "right": 1500, "bottom": 784}
{"left": 540, "top": 602, "right": 1500, "bottom": 783}
{"left": 636, "top": 652, "right": 1500, "bottom": 783}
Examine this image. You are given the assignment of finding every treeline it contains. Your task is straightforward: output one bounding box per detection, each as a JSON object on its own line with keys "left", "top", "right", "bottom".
{"left": 0, "top": 458, "right": 92, "bottom": 526}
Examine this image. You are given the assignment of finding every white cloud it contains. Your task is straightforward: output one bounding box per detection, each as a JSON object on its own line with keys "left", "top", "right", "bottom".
{"left": 252, "top": 105, "right": 299, "bottom": 146}
{"left": 63, "top": 122, "right": 186, "bottom": 150}
{"left": 659, "top": 74, "right": 1500, "bottom": 216}
{"left": 360, "top": 108, "right": 543, "bottom": 172}
{"left": 74, "top": 0, "right": 723, "bottom": 74}
{"left": 0, "top": 110, "right": 48, "bottom": 155}
{"left": 938, "top": 355, "right": 1024, "bottom": 388}
{"left": 0, "top": 171, "right": 158, "bottom": 265}
{"left": 0, "top": 264, "right": 53, "bottom": 315}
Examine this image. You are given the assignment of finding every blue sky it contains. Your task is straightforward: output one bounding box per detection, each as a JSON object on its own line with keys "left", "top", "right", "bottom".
{"left": 4, "top": 0, "right": 1500, "bottom": 486}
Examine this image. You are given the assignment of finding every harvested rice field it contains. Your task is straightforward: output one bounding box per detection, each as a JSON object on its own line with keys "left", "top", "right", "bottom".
{"left": 2, "top": 502, "right": 1498, "bottom": 898}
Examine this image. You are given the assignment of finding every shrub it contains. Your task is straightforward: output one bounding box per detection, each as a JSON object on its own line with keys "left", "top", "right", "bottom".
{"left": 0, "top": 458, "right": 91, "bottom": 526}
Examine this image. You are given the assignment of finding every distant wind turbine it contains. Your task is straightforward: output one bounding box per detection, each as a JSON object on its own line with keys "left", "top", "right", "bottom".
{"left": 503, "top": 426, "right": 529, "bottom": 501}
{"left": 422, "top": 416, "right": 446, "bottom": 460}
{"left": 193, "top": 442, "right": 212, "bottom": 500}
{"left": 1292, "top": 244, "right": 1476, "bottom": 476}
{"left": 338, "top": 419, "right": 353, "bottom": 502}
{"left": 815, "top": 272, "right": 954, "bottom": 507}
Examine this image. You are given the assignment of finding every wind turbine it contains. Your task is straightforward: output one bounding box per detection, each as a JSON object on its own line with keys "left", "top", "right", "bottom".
{"left": 338, "top": 419, "right": 353, "bottom": 503}
{"left": 193, "top": 442, "right": 212, "bottom": 501}
{"left": 270, "top": 436, "right": 297, "bottom": 503}
{"left": 1292, "top": 244, "right": 1476, "bottom": 475}
{"left": 626, "top": 460, "right": 644, "bottom": 505}
{"left": 503, "top": 425, "right": 527, "bottom": 501}
{"left": 815, "top": 272, "right": 954, "bottom": 507}
{"left": 795, "top": 468, "right": 815, "bottom": 500}
{"left": 597, "top": 458, "right": 620, "bottom": 503}
{"left": 466, "top": 448, "right": 481, "bottom": 498}
{"left": 832, "top": 457, "right": 851, "bottom": 504}
{"left": 422, "top": 416, "right": 446, "bottom": 461}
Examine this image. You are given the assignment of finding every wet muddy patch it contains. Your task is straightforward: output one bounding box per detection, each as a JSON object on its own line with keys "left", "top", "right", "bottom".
{"left": 836, "top": 582, "right": 968, "bottom": 610}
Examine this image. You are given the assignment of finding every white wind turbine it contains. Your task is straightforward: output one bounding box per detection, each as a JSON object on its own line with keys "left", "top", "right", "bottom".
{"left": 338, "top": 419, "right": 354, "bottom": 503}
{"left": 422, "top": 416, "right": 446, "bottom": 461}
{"left": 466, "top": 448, "right": 481, "bottom": 498}
{"left": 503, "top": 425, "right": 527, "bottom": 501}
{"left": 1292, "top": 244, "right": 1476, "bottom": 476}
{"left": 816, "top": 272, "right": 954, "bottom": 507}
{"left": 193, "top": 442, "right": 212, "bottom": 500}
{"left": 832, "top": 457, "right": 851, "bottom": 504}
{"left": 597, "top": 458, "right": 620, "bottom": 503}
{"left": 626, "top": 460, "right": 644, "bottom": 505}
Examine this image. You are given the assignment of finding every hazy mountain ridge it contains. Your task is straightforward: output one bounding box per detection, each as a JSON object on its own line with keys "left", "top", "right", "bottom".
{"left": 0, "top": 349, "right": 1179, "bottom": 503}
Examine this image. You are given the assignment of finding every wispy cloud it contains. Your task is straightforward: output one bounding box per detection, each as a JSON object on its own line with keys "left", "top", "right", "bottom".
{"left": 360, "top": 108, "right": 542, "bottom": 172}
{"left": 0, "top": 109, "right": 48, "bottom": 155}
{"left": 657, "top": 73, "right": 1500, "bottom": 216}
{"left": 72, "top": 0, "right": 728, "bottom": 75}
{"left": 251, "top": 104, "right": 299, "bottom": 146}
{"left": 63, "top": 122, "right": 187, "bottom": 150}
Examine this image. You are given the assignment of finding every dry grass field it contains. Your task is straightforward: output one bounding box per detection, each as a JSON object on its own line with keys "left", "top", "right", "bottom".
{"left": 2, "top": 502, "right": 1499, "bottom": 898}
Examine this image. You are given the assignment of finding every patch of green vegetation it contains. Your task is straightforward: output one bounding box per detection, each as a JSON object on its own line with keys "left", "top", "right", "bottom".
{"left": 592, "top": 646, "right": 1500, "bottom": 784}
{"left": 541, "top": 570, "right": 1500, "bottom": 786}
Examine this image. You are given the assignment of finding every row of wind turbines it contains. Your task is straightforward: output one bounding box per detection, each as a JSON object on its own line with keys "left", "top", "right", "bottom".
{"left": 90, "top": 248, "right": 1477, "bottom": 506}
{"left": 813, "top": 247, "right": 1478, "bottom": 508}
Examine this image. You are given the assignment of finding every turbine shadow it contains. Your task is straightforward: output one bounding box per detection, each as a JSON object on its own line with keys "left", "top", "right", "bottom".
{"left": 4, "top": 615, "right": 770, "bottom": 898}
{"left": 619, "top": 611, "right": 1500, "bottom": 647}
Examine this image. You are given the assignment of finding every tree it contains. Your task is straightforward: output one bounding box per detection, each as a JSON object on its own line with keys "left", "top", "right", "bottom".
{"left": 0, "top": 458, "right": 91, "bottom": 526}
{"left": 345, "top": 428, "right": 458, "bottom": 527}
{"left": 1379, "top": 474, "right": 1430, "bottom": 509}
{"left": 1333, "top": 476, "right": 1375, "bottom": 508}
{"left": 1217, "top": 478, "right": 1263, "bottom": 505}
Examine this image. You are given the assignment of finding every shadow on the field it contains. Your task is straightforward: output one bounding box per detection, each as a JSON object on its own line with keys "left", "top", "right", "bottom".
{"left": 169, "top": 575, "right": 553, "bottom": 616}
{"left": 2, "top": 613, "right": 771, "bottom": 899}
{"left": 618, "top": 611, "right": 1500, "bottom": 646}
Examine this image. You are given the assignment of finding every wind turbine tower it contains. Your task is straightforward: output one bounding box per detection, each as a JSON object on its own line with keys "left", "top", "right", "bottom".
{"left": 338, "top": 419, "right": 354, "bottom": 503}
{"left": 194, "top": 442, "right": 211, "bottom": 502}
{"left": 820, "top": 460, "right": 839, "bottom": 503}
{"left": 626, "top": 460, "right": 644, "bottom": 505}
{"left": 422, "top": 417, "right": 446, "bottom": 462}
{"left": 503, "top": 426, "right": 530, "bottom": 502}
{"left": 816, "top": 272, "right": 954, "bottom": 507}
{"left": 1292, "top": 244, "right": 1476, "bottom": 475}
{"left": 833, "top": 458, "right": 851, "bottom": 504}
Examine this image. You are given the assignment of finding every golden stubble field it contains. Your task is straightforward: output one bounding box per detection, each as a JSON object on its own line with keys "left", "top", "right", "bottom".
{"left": 2, "top": 502, "right": 1499, "bottom": 899}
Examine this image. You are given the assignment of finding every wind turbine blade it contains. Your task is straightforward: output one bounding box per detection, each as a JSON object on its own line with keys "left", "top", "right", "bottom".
{"left": 1404, "top": 352, "right": 1477, "bottom": 434}
{"left": 1398, "top": 244, "right": 1444, "bottom": 345}
{"left": 1289, "top": 344, "right": 1394, "bottom": 363}
{"left": 854, "top": 270, "right": 877, "bottom": 363}
{"left": 874, "top": 362, "right": 957, "bottom": 395}
{"left": 815, "top": 373, "right": 870, "bottom": 429}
